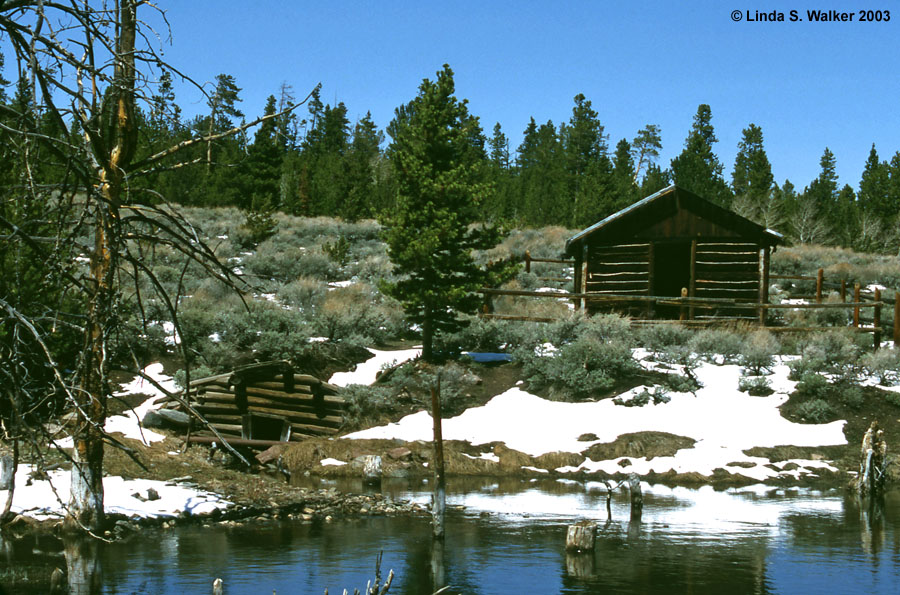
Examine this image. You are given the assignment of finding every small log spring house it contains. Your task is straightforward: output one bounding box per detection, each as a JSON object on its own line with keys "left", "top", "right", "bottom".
{"left": 565, "top": 185, "right": 782, "bottom": 321}
{"left": 165, "top": 361, "right": 343, "bottom": 444}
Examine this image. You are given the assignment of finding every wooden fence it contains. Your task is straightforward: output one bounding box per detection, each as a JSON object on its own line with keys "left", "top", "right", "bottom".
{"left": 492, "top": 256, "right": 900, "bottom": 349}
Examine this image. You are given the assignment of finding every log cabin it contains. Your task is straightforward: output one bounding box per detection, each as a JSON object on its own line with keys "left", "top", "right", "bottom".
{"left": 565, "top": 185, "right": 783, "bottom": 321}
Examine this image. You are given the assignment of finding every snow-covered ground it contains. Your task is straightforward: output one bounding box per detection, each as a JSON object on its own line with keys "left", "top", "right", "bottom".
{"left": 328, "top": 347, "right": 422, "bottom": 387}
{"left": 0, "top": 466, "right": 230, "bottom": 520}
{"left": 347, "top": 353, "right": 849, "bottom": 482}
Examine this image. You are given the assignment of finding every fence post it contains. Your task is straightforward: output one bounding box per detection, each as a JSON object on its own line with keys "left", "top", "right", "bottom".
{"left": 689, "top": 240, "right": 697, "bottom": 320}
{"left": 525, "top": 250, "right": 531, "bottom": 274}
{"left": 679, "top": 287, "right": 688, "bottom": 321}
{"left": 841, "top": 279, "right": 847, "bottom": 302}
{"left": 816, "top": 268, "right": 824, "bottom": 303}
{"left": 874, "top": 288, "right": 882, "bottom": 351}
{"left": 854, "top": 283, "right": 861, "bottom": 327}
{"left": 894, "top": 291, "right": 900, "bottom": 346}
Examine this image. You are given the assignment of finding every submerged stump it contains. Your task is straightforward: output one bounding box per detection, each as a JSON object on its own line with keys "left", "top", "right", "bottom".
{"left": 566, "top": 520, "right": 597, "bottom": 552}
{"left": 362, "top": 455, "right": 382, "bottom": 485}
{"left": 629, "top": 473, "right": 643, "bottom": 521}
{"left": 857, "top": 421, "right": 887, "bottom": 497}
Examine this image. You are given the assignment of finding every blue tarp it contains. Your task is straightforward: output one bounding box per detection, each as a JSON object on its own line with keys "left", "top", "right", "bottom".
{"left": 462, "top": 352, "right": 513, "bottom": 363}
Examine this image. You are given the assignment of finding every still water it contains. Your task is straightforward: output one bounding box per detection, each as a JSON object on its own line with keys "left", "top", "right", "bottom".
{"left": 5, "top": 478, "right": 900, "bottom": 594}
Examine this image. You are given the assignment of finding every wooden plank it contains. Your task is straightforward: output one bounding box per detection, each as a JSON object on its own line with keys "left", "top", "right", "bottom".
{"left": 187, "top": 436, "right": 306, "bottom": 448}
{"left": 694, "top": 242, "right": 759, "bottom": 251}
{"left": 204, "top": 386, "right": 344, "bottom": 406}
{"left": 588, "top": 271, "right": 648, "bottom": 279}
{"left": 586, "top": 280, "right": 649, "bottom": 288}
{"left": 591, "top": 243, "right": 650, "bottom": 253}
{"left": 194, "top": 404, "right": 342, "bottom": 428}
{"left": 695, "top": 261, "right": 758, "bottom": 270}
{"left": 692, "top": 252, "right": 758, "bottom": 263}
{"left": 192, "top": 397, "right": 343, "bottom": 422}
{"left": 696, "top": 279, "right": 758, "bottom": 286}
{"left": 200, "top": 414, "right": 338, "bottom": 436}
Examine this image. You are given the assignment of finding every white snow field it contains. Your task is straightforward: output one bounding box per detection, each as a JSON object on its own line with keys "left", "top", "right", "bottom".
{"left": 348, "top": 354, "right": 849, "bottom": 482}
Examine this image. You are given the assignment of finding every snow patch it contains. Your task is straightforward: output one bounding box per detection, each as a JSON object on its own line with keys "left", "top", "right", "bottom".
{"left": 0, "top": 465, "right": 230, "bottom": 520}
{"left": 320, "top": 458, "right": 348, "bottom": 467}
{"left": 347, "top": 356, "right": 846, "bottom": 480}
{"left": 329, "top": 347, "right": 422, "bottom": 387}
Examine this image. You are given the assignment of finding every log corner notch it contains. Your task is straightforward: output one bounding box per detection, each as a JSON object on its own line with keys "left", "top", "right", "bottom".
{"left": 163, "top": 360, "right": 344, "bottom": 446}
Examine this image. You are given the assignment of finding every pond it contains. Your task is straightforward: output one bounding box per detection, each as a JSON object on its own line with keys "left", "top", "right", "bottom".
{"left": 4, "top": 478, "right": 900, "bottom": 594}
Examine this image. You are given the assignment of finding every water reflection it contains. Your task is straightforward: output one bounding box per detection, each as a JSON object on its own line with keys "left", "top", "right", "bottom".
{"left": 3, "top": 480, "right": 900, "bottom": 594}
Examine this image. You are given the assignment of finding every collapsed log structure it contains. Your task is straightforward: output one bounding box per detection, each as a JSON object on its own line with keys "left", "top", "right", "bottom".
{"left": 565, "top": 185, "right": 783, "bottom": 321}
{"left": 162, "top": 361, "right": 343, "bottom": 444}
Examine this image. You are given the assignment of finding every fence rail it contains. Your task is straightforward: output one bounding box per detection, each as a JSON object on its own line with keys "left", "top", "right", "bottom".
{"left": 509, "top": 257, "right": 899, "bottom": 348}
{"left": 479, "top": 284, "right": 899, "bottom": 349}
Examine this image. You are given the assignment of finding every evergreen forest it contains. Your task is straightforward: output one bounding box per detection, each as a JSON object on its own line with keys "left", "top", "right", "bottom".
{"left": 4, "top": 55, "right": 897, "bottom": 252}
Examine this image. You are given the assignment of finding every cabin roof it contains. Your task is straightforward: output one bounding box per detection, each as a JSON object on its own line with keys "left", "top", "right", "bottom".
{"left": 565, "top": 185, "right": 783, "bottom": 256}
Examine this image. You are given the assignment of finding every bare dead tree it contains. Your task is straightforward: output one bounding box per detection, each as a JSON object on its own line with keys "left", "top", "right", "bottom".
{"left": 0, "top": 1, "right": 312, "bottom": 533}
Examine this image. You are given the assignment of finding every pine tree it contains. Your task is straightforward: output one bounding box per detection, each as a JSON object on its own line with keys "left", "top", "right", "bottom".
{"left": 670, "top": 104, "right": 732, "bottom": 206}
{"left": 631, "top": 124, "right": 663, "bottom": 184}
{"left": 611, "top": 138, "right": 638, "bottom": 210}
{"left": 562, "top": 93, "right": 611, "bottom": 226}
{"left": 640, "top": 163, "right": 671, "bottom": 197}
{"left": 519, "top": 120, "right": 568, "bottom": 225}
{"left": 343, "top": 112, "right": 384, "bottom": 220}
{"left": 858, "top": 144, "right": 892, "bottom": 221}
{"left": 804, "top": 147, "right": 840, "bottom": 240}
{"left": 381, "top": 65, "right": 500, "bottom": 362}
{"left": 489, "top": 122, "right": 510, "bottom": 169}
{"left": 731, "top": 123, "right": 774, "bottom": 224}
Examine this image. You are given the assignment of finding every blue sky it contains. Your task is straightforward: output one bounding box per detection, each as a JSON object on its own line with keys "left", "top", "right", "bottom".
{"left": 138, "top": 1, "right": 900, "bottom": 189}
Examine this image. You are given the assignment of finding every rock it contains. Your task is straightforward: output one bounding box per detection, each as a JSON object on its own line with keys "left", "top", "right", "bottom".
{"left": 142, "top": 408, "right": 190, "bottom": 429}
{"left": 582, "top": 432, "right": 696, "bottom": 462}
{"left": 256, "top": 444, "right": 289, "bottom": 465}
{"left": 534, "top": 451, "right": 584, "bottom": 470}
{"left": 387, "top": 447, "right": 412, "bottom": 461}
{"left": 146, "top": 487, "right": 160, "bottom": 501}
{"left": 577, "top": 433, "right": 599, "bottom": 442}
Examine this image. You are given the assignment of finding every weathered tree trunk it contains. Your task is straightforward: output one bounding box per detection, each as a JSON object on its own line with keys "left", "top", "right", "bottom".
{"left": 565, "top": 520, "right": 597, "bottom": 551}
{"left": 422, "top": 310, "right": 434, "bottom": 363}
{"left": 431, "top": 384, "right": 446, "bottom": 541}
{"left": 431, "top": 537, "right": 446, "bottom": 592}
{"left": 68, "top": 0, "right": 139, "bottom": 533}
{"left": 363, "top": 455, "right": 382, "bottom": 485}
{"left": 857, "top": 421, "right": 886, "bottom": 497}
{"left": 629, "top": 473, "right": 643, "bottom": 521}
{"left": 0, "top": 449, "right": 14, "bottom": 491}
{"left": 64, "top": 536, "right": 102, "bottom": 595}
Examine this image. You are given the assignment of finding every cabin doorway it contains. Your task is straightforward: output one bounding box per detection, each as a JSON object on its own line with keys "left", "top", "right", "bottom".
{"left": 653, "top": 242, "right": 691, "bottom": 318}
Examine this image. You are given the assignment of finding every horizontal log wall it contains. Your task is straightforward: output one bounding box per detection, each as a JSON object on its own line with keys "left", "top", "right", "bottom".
{"left": 585, "top": 243, "right": 651, "bottom": 295}
{"left": 171, "top": 371, "right": 344, "bottom": 441}
{"left": 693, "top": 242, "right": 760, "bottom": 302}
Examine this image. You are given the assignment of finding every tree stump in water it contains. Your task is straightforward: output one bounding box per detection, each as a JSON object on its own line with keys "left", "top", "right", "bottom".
{"left": 363, "top": 455, "right": 382, "bottom": 485}
{"left": 629, "top": 473, "right": 643, "bottom": 521}
{"left": 566, "top": 552, "right": 596, "bottom": 577}
{"left": 566, "top": 520, "right": 597, "bottom": 552}
{"left": 857, "top": 421, "right": 886, "bottom": 497}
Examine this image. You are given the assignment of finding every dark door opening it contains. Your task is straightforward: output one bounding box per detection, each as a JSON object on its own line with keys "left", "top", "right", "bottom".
{"left": 653, "top": 242, "right": 691, "bottom": 318}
